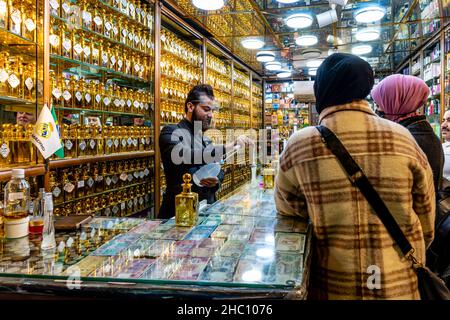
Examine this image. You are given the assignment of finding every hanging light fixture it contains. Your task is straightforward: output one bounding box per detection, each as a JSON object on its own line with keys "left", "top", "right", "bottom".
{"left": 265, "top": 61, "right": 282, "bottom": 71}
{"left": 354, "top": 6, "right": 386, "bottom": 23}
{"left": 192, "top": 0, "right": 225, "bottom": 11}
{"left": 295, "top": 35, "right": 318, "bottom": 46}
{"left": 306, "top": 59, "right": 323, "bottom": 68}
{"left": 285, "top": 13, "right": 313, "bottom": 29}
{"left": 351, "top": 44, "right": 372, "bottom": 55}
{"left": 277, "top": 69, "right": 292, "bottom": 78}
{"left": 355, "top": 28, "right": 380, "bottom": 41}
{"left": 256, "top": 51, "right": 276, "bottom": 62}
{"left": 308, "top": 68, "right": 318, "bottom": 76}
{"left": 241, "top": 38, "right": 265, "bottom": 50}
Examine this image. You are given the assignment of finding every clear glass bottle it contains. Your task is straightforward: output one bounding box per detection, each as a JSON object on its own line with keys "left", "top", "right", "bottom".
{"left": 41, "top": 192, "right": 56, "bottom": 251}
{"left": 175, "top": 173, "right": 198, "bottom": 227}
{"left": 3, "top": 169, "right": 30, "bottom": 219}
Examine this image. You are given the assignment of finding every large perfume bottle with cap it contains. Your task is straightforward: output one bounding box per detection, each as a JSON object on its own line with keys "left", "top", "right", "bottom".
{"left": 175, "top": 173, "right": 198, "bottom": 227}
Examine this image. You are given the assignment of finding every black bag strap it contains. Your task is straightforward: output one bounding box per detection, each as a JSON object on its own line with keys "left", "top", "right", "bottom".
{"left": 315, "top": 125, "right": 416, "bottom": 259}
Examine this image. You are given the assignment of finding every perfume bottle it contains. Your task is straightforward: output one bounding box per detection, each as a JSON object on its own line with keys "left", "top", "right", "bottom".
{"left": 77, "top": 125, "right": 87, "bottom": 157}
{"left": 50, "top": 71, "right": 61, "bottom": 106}
{"left": 92, "top": 4, "right": 103, "bottom": 34}
{"left": 103, "top": 85, "right": 112, "bottom": 110}
{"left": 62, "top": 123, "right": 77, "bottom": 158}
{"left": 0, "top": 124, "right": 13, "bottom": 166}
{"left": 23, "top": 62, "right": 35, "bottom": 102}
{"left": 74, "top": 78, "right": 84, "bottom": 108}
{"left": 72, "top": 29, "right": 84, "bottom": 61}
{"left": 61, "top": 24, "right": 72, "bottom": 59}
{"left": 22, "top": 1, "right": 37, "bottom": 42}
{"left": 0, "top": 0, "right": 7, "bottom": 28}
{"left": 7, "top": 57, "right": 22, "bottom": 98}
{"left": 61, "top": 0, "right": 71, "bottom": 20}
{"left": 49, "top": 21, "right": 61, "bottom": 55}
{"left": 80, "top": 0, "right": 91, "bottom": 30}
{"left": 49, "top": 171, "right": 63, "bottom": 205}
{"left": 93, "top": 163, "right": 104, "bottom": 193}
{"left": 83, "top": 38, "right": 91, "bottom": 65}
{"left": 84, "top": 81, "right": 93, "bottom": 109}
{"left": 83, "top": 166, "right": 94, "bottom": 196}
{"left": 41, "top": 193, "right": 56, "bottom": 251}
{"left": 9, "top": 0, "right": 22, "bottom": 35}
{"left": 175, "top": 173, "right": 199, "bottom": 227}
{"left": 62, "top": 76, "right": 73, "bottom": 108}
{"left": 93, "top": 82, "right": 103, "bottom": 110}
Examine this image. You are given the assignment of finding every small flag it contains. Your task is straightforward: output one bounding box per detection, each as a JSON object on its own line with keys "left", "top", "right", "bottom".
{"left": 50, "top": 104, "right": 64, "bottom": 158}
{"left": 31, "top": 104, "right": 64, "bottom": 159}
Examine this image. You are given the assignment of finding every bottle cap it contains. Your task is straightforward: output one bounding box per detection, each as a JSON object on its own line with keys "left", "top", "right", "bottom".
{"left": 11, "top": 169, "right": 25, "bottom": 179}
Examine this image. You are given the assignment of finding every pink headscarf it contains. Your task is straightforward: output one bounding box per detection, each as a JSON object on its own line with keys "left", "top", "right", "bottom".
{"left": 371, "top": 74, "right": 430, "bottom": 122}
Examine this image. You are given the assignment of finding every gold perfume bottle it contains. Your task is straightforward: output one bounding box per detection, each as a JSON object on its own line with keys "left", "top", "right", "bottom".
{"left": 23, "top": 62, "right": 36, "bottom": 102}
{"left": 22, "top": 1, "right": 37, "bottom": 42}
{"left": 25, "top": 124, "right": 35, "bottom": 164}
{"left": 83, "top": 38, "right": 92, "bottom": 65}
{"left": 175, "top": 173, "right": 199, "bottom": 227}
{"left": 94, "top": 82, "right": 103, "bottom": 110}
{"left": 72, "top": 29, "right": 84, "bottom": 61}
{"left": 61, "top": 24, "right": 72, "bottom": 59}
{"left": 49, "top": 20, "right": 61, "bottom": 55}
{"left": 95, "top": 125, "right": 104, "bottom": 156}
{"left": 0, "top": 124, "right": 13, "bottom": 166}
{"left": 62, "top": 170, "right": 75, "bottom": 202}
{"left": 7, "top": 57, "right": 22, "bottom": 98}
{"left": 0, "top": 0, "right": 8, "bottom": 28}
{"left": 62, "top": 76, "right": 73, "bottom": 108}
{"left": 61, "top": 0, "right": 71, "bottom": 20}
{"left": 80, "top": 0, "right": 92, "bottom": 30}
{"left": 103, "top": 85, "right": 112, "bottom": 111}
{"left": 84, "top": 166, "right": 95, "bottom": 196}
{"left": 9, "top": 0, "right": 22, "bottom": 35}
{"left": 49, "top": 171, "right": 63, "bottom": 205}
{"left": 87, "top": 125, "right": 96, "bottom": 156}
{"left": 77, "top": 125, "right": 87, "bottom": 157}
{"left": 93, "top": 163, "right": 104, "bottom": 193}
{"left": 74, "top": 78, "right": 84, "bottom": 108}
{"left": 92, "top": 4, "right": 103, "bottom": 34}
{"left": 73, "top": 167, "right": 84, "bottom": 198}
{"left": 84, "top": 81, "right": 93, "bottom": 109}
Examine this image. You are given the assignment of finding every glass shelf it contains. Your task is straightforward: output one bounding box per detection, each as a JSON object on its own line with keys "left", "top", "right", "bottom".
{"left": 0, "top": 26, "right": 39, "bottom": 47}
{"left": 0, "top": 95, "right": 36, "bottom": 106}
{"left": 97, "top": 0, "right": 153, "bottom": 32}
{"left": 54, "top": 105, "right": 152, "bottom": 118}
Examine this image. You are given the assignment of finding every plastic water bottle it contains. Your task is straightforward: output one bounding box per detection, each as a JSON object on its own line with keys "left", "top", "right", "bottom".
{"left": 41, "top": 193, "right": 56, "bottom": 251}
{"left": 3, "top": 169, "right": 30, "bottom": 219}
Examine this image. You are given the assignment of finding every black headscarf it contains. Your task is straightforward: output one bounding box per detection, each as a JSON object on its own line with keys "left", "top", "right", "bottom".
{"left": 313, "top": 53, "right": 374, "bottom": 114}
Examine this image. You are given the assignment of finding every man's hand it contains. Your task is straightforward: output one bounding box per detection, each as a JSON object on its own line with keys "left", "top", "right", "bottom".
{"left": 200, "top": 177, "right": 219, "bottom": 187}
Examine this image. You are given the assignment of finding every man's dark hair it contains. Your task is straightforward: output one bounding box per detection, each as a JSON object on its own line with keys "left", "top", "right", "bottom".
{"left": 185, "top": 84, "right": 215, "bottom": 113}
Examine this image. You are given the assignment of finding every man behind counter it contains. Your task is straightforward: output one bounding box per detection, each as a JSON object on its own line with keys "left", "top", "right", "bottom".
{"left": 159, "top": 84, "right": 251, "bottom": 219}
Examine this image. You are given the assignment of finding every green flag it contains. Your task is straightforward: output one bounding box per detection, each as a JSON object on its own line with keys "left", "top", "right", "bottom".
{"left": 50, "top": 105, "right": 64, "bottom": 158}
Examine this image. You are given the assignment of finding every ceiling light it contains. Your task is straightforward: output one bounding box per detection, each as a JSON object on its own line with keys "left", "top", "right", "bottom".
{"left": 256, "top": 51, "right": 276, "bottom": 62}
{"left": 265, "top": 61, "right": 282, "bottom": 71}
{"left": 354, "top": 6, "right": 386, "bottom": 23}
{"left": 306, "top": 59, "right": 323, "bottom": 68}
{"left": 295, "top": 35, "right": 318, "bottom": 46}
{"left": 241, "top": 38, "right": 265, "bottom": 50}
{"left": 352, "top": 44, "right": 372, "bottom": 55}
{"left": 308, "top": 68, "right": 317, "bottom": 76}
{"left": 316, "top": 9, "right": 338, "bottom": 28}
{"left": 192, "top": 0, "right": 225, "bottom": 11}
{"left": 276, "top": 0, "right": 299, "bottom": 3}
{"left": 299, "top": 48, "right": 321, "bottom": 59}
{"left": 277, "top": 69, "right": 292, "bottom": 78}
{"left": 285, "top": 13, "right": 313, "bottom": 29}
{"left": 355, "top": 28, "right": 380, "bottom": 41}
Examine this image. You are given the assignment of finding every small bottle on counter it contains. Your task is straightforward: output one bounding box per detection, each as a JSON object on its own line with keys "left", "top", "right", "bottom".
{"left": 175, "top": 173, "right": 199, "bottom": 227}
{"left": 41, "top": 192, "right": 56, "bottom": 251}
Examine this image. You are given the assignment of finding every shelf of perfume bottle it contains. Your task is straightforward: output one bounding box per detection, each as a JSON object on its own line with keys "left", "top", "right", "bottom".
{"left": 206, "top": 66, "right": 231, "bottom": 79}
{"left": 96, "top": 0, "right": 154, "bottom": 32}
{"left": 58, "top": 203, "right": 153, "bottom": 219}
{"left": 0, "top": 164, "right": 46, "bottom": 182}
{"left": 51, "top": 15, "right": 153, "bottom": 58}
{"left": 161, "top": 72, "right": 200, "bottom": 87}
{"left": 53, "top": 105, "right": 152, "bottom": 118}
{"left": 0, "top": 95, "right": 37, "bottom": 106}
{"left": 209, "top": 85, "right": 232, "bottom": 96}
{"left": 49, "top": 150, "right": 155, "bottom": 169}
{"left": 160, "top": 97, "right": 185, "bottom": 104}
{"left": 54, "top": 180, "right": 150, "bottom": 207}
{"left": 0, "top": 26, "right": 41, "bottom": 47}
{"left": 50, "top": 54, "right": 152, "bottom": 88}
{"left": 161, "top": 48, "right": 202, "bottom": 70}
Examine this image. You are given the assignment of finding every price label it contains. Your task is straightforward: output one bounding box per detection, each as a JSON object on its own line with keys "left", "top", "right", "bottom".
{"left": 105, "top": 21, "right": 112, "bottom": 31}
{"left": 106, "top": 177, "right": 112, "bottom": 186}
{"left": 96, "top": 175, "right": 103, "bottom": 182}
{"left": 113, "top": 26, "right": 118, "bottom": 35}
{"left": 127, "top": 99, "right": 132, "bottom": 107}
{"left": 62, "top": 2, "right": 71, "bottom": 14}
{"left": 77, "top": 180, "right": 85, "bottom": 188}
{"left": 64, "top": 182, "right": 75, "bottom": 193}
{"left": 120, "top": 173, "right": 128, "bottom": 181}
{"left": 65, "top": 139, "right": 73, "bottom": 150}
{"left": 75, "top": 91, "right": 83, "bottom": 101}
{"left": 94, "top": 16, "right": 102, "bottom": 26}
{"left": 121, "top": 139, "right": 127, "bottom": 147}
{"left": 95, "top": 94, "right": 102, "bottom": 103}
{"left": 79, "top": 140, "right": 87, "bottom": 151}
{"left": 87, "top": 178, "right": 94, "bottom": 188}
{"left": 127, "top": 137, "right": 133, "bottom": 146}
{"left": 49, "top": 0, "right": 59, "bottom": 10}
{"left": 62, "top": 90, "right": 72, "bottom": 101}
{"left": 52, "top": 88, "right": 62, "bottom": 99}
{"left": 103, "top": 97, "right": 111, "bottom": 105}
{"left": 133, "top": 100, "right": 140, "bottom": 108}
{"left": 89, "top": 139, "right": 96, "bottom": 149}
{"left": 102, "top": 53, "right": 109, "bottom": 65}
{"left": 114, "top": 139, "right": 119, "bottom": 148}
{"left": 8, "top": 74, "right": 20, "bottom": 89}
{"left": 62, "top": 38, "right": 72, "bottom": 51}
{"left": 0, "top": 69, "right": 8, "bottom": 83}
{"left": 52, "top": 186, "right": 61, "bottom": 198}
{"left": 110, "top": 55, "right": 116, "bottom": 66}
{"left": 0, "top": 143, "right": 10, "bottom": 158}
{"left": 85, "top": 93, "right": 91, "bottom": 103}
{"left": 107, "top": 139, "right": 113, "bottom": 148}
{"left": 114, "top": 99, "right": 121, "bottom": 107}
{"left": 25, "top": 18, "right": 36, "bottom": 32}
{"left": 74, "top": 43, "right": 83, "bottom": 55}
{"left": 83, "top": 46, "right": 91, "bottom": 56}
{"left": 121, "top": 203, "right": 126, "bottom": 210}
{"left": 25, "top": 77, "right": 34, "bottom": 91}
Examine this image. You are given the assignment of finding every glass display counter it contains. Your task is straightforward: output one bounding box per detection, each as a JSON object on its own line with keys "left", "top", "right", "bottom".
{"left": 0, "top": 182, "right": 310, "bottom": 299}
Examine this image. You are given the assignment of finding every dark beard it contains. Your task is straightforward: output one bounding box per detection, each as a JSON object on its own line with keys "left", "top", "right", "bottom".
{"left": 193, "top": 110, "right": 211, "bottom": 131}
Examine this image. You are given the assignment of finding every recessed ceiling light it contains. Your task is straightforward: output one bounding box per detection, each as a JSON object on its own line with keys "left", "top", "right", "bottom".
{"left": 352, "top": 44, "right": 372, "bottom": 55}
{"left": 306, "top": 59, "right": 323, "bottom": 68}
{"left": 285, "top": 13, "right": 313, "bottom": 29}
{"left": 277, "top": 69, "right": 292, "bottom": 78}
{"left": 241, "top": 38, "right": 265, "bottom": 50}
{"left": 276, "top": 0, "right": 299, "bottom": 3}
{"left": 192, "top": 0, "right": 225, "bottom": 11}
{"left": 355, "top": 28, "right": 380, "bottom": 41}
{"left": 265, "top": 61, "right": 282, "bottom": 71}
{"left": 295, "top": 35, "right": 318, "bottom": 46}
{"left": 300, "top": 48, "right": 321, "bottom": 59}
{"left": 308, "top": 68, "right": 317, "bottom": 76}
{"left": 354, "top": 6, "right": 386, "bottom": 23}
{"left": 256, "top": 51, "right": 276, "bottom": 62}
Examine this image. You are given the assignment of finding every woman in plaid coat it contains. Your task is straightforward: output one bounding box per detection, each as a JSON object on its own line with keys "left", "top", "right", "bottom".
{"left": 275, "top": 54, "right": 435, "bottom": 299}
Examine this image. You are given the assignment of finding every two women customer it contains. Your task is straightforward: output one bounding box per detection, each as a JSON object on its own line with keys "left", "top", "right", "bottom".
{"left": 274, "top": 53, "right": 435, "bottom": 299}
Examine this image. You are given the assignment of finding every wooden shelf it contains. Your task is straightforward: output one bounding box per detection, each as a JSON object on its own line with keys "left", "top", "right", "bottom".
{"left": 0, "top": 164, "right": 46, "bottom": 182}
{"left": 49, "top": 150, "right": 155, "bottom": 169}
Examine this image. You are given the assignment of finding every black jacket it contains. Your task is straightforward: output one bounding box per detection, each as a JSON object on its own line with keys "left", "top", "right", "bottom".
{"left": 399, "top": 115, "right": 444, "bottom": 197}
{"left": 159, "top": 118, "right": 225, "bottom": 219}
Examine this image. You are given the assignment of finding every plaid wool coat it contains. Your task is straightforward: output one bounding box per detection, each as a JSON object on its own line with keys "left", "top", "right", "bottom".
{"left": 275, "top": 101, "right": 435, "bottom": 300}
